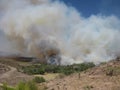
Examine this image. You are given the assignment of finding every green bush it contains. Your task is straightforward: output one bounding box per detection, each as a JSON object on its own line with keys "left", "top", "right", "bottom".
{"left": 20, "top": 62, "right": 95, "bottom": 75}
{"left": 33, "top": 76, "right": 46, "bottom": 83}
{"left": 1, "top": 81, "right": 38, "bottom": 90}
{"left": 1, "top": 83, "right": 15, "bottom": 90}
{"left": 21, "top": 65, "right": 45, "bottom": 75}
{"left": 63, "top": 70, "right": 74, "bottom": 75}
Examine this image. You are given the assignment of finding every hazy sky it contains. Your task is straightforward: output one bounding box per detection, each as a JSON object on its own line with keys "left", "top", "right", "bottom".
{"left": 61, "top": 0, "right": 120, "bottom": 17}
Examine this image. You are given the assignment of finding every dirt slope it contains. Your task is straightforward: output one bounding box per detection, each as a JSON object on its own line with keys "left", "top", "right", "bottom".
{"left": 0, "top": 64, "right": 33, "bottom": 86}
{"left": 46, "top": 60, "right": 120, "bottom": 90}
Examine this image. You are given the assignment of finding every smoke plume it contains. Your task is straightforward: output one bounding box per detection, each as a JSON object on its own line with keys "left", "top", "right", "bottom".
{"left": 0, "top": 0, "right": 120, "bottom": 65}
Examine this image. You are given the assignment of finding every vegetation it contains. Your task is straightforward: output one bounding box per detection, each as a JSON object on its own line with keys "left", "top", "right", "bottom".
{"left": 33, "top": 76, "right": 46, "bottom": 83}
{"left": 106, "top": 66, "right": 120, "bottom": 76}
{"left": 100, "top": 62, "right": 107, "bottom": 65}
{"left": 20, "top": 62, "right": 95, "bottom": 75}
{"left": 1, "top": 81, "right": 38, "bottom": 90}
{"left": 83, "top": 85, "right": 93, "bottom": 90}
{"left": 1, "top": 84, "right": 15, "bottom": 90}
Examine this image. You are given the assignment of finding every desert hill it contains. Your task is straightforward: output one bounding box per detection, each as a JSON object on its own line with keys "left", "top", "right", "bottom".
{"left": 0, "top": 57, "right": 120, "bottom": 90}
{"left": 46, "top": 59, "right": 120, "bottom": 90}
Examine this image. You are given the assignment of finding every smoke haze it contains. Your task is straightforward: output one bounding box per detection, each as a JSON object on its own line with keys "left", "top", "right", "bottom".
{"left": 0, "top": 0, "right": 120, "bottom": 65}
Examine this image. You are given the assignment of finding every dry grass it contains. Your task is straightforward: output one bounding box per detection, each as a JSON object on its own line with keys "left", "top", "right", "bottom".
{"left": 0, "top": 58, "right": 32, "bottom": 68}
{"left": 34, "top": 73, "right": 60, "bottom": 81}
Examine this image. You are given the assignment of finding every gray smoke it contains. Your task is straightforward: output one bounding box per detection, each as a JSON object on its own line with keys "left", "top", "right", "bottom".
{"left": 0, "top": 0, "right": 120, "bottom": 65}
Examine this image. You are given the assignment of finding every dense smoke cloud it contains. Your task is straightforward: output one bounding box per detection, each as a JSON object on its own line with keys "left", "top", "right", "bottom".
{"left": 0, "top": 0, "right": 120, "bottom": 65}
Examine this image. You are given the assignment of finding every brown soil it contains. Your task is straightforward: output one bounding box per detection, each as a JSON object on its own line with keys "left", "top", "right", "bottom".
{"left": 46, "top": 60, "right": 120, "bottom": 90}
{"left": 0, "top": 64, "right": 33, "bottom": 86}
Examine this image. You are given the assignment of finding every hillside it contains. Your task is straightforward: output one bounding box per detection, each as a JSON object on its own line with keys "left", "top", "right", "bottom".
{"left": 0, "top": 57, "right": 120, "bottom": 90}
{"left": 46, "top": 59, "right": 120, "bottom": 90}
{"left": 0, "top": 64, "right": 33, "bottom": 86}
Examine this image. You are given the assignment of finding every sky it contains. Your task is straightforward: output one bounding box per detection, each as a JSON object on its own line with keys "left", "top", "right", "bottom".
{"left": 60, "top": 0, "right": 120, "bottom": 18}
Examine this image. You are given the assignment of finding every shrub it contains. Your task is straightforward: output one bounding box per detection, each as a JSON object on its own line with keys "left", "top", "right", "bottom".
{"left": 20, "top": 62, "right": 95, "bottom": 75}
{"left": 58, "top": 74, "right": 65, "bottom": 78}
{"left": 1, "top": 81, "right": 38, "bottom": 90}
{"left": 106, "top": 66, "right": 120, "bottom": 76}
{"left": 100, "top": 62, "right": 107, "bottom": 65}
{"left": 83, "top": 85, "right": 93, "bottom": 90}
{"left": 1, "top": 83, "right": 15, "bottom": 90}
{"left": 63, "top": 70, "right": 74, "bottom": 75}
{"left": 33, "top": 76, "right": 46, "bottom": 83}
{"left": 21, "top": 65, "right": 45, "bottom": 75}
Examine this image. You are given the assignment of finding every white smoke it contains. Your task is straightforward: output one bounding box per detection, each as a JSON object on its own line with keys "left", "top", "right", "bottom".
{"left": 0, "top": 0, "right": 120, "bottom": 65}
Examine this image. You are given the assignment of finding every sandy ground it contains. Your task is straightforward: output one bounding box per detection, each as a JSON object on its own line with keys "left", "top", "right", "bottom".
{"left": 0, "top": 64, "right": 33, "bottom": 86}
{"left": 46, "top": 60, "right": 120, "bottom": 90}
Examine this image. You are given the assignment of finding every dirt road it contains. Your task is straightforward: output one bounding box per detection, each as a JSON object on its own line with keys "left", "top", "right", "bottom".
{"left": 0, "top": 66, "right": 16, "bottom": 79}
{"left": 0, "top": 64, "right": 33, "bottom": 86}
